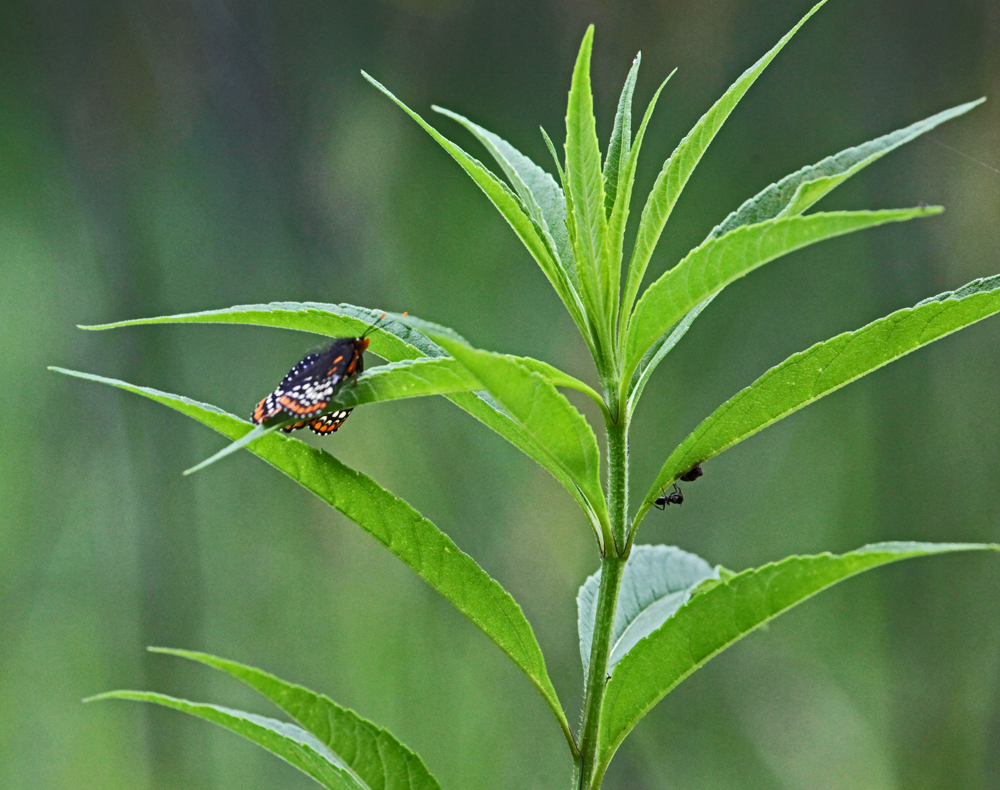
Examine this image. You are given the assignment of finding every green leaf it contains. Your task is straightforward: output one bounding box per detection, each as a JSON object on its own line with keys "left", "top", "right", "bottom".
{"left": 82, "top": 302, "right": 437, "bottom": 362}
{"left": 712, "top": 98, "right": 984, "bottom": 237}
{"left": 146, "top": 648, "right": 441, "bottom": 790}
{"left": 430, "top": 336, "right": 610, "bottom": 546}
{"left": 623, "top": 99, "right": 983, "bottom": 406}
{"left": 565, "top": 25, "right": 611, "bottom": 333}
{"left": 50, "top": 368, "right": 575, "bottom": 752}
{"left": 637, "top": 274, "right": 1000, "bottom": 525}
{"left": 183, "top": 357, "right": 484, "bottom": 475}
{"left": 621, "top": 1, "right": 827, "bottom": 320}
{"left": 79, "top": 303, "right": 601, "bottom": 529}
{"left": 87, "top": 691, "right": 373, "bottom": 790}
{"left": 361, "top": 72, "right": 587, "bottom": 336}
{"left": 624, "top": 207, "right": 938, "bottom": 382}
{"left": 434, "top": 106, "right": 578, "bottom": 286}
{"left": 596, "top": 542, "right": 998, "bottom": 777}
{"left": 577, "top": 545, "right": 718, "bottom": 678}
{"left": 604, "top": 53, "right": 640, "bottom": 216}
{"left": 609, "top": 72, "right": 675, "bottom": 342}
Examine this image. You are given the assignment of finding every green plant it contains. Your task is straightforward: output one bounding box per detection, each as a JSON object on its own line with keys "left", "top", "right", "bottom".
{"left": 53, "top": 3, "right": 999, "bottom": 787}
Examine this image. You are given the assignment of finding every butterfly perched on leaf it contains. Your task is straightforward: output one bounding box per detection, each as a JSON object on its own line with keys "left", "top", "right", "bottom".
{"left": 250, "top": 315, "right": 385, "bottom": 435}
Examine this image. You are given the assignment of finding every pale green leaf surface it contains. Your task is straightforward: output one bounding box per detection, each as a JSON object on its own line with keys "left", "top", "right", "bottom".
{"left": 565, "top": 25, "right": 611, "bottom": 327}
{"left": 430, "top": 338, "right": 609, "bottom": 539}
{"left": 621, "top": 1, "right": 827, "bottom": 319}
{"left": 711, "top": 98, "right": 984, "bottom": 238}
{"left": 88, "top": 691, "right": 367, "bottom": 790}
{"left": 604, "top": 53, "right": 640, "bottom": 215}
{"left": 577, "top": 545, "right": 718, "bottom": 678}
{"left": 636, "top": 274, "right": 1000, "bottom": 525}
{"left": 624, "top": 207, "right": 937, "bottom": 381}
{"left": 597, "top": 542, "right": 997, "bottom": 774}
{"left": 434, "top": 106, "right": 578, "bottom": 284}
{"left": 362, "top": 72, "right": 582, "bottom": 326}
{"left": 147, "top": 649, "right": 441, "bottom": 790}
{"left": 50, "top": 368, "right": 574, "bottom": 748}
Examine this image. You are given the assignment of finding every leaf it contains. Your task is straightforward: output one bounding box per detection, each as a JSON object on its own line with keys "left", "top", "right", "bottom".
{"left": 87, "top": 691, "right": 372, "bottom": 790}
{"left": 623, "top": 99, "right": 983, "bottom": 407}
{"left": 429, "top": 337, "right": 610, "bottom": 545}
{"left": 565, "top": 25, "right": 611, "bottom": 333}
{"left": 184, "top": 357, "right": 484, "bottom": 474}
{"left": 50, "top": 368, "right": 576, "bottom": 751}
{"left": 609, "top": 72, "right": 675, "bottom": 341}
{"left": 361, "top": 72, "right": 587, "bottom": 336}
{"left": 82, "top": 302, "right": 439, "bottom": 362}
{"left": 434, "top": 106, "right": 578, "bottom": 286}
{"left": 624, "top": 207, "right": 938, "bottom": 382}
{"left": 147, "top": 648, "right": 441, "bottom": 790}
{"left": 711, "top": 98, "right": 985, "bottom": 237}
{"left": 596, "top": 542, "right": 998, "bottom": 777}
{"left": 79, "top": 303, "right": 596, "bottom": 513}
{"left": 636, "top": 274, "right": 1000, "bottom": 526}
{"left": 604, "top": 53, "right": 640, "bottom": 216}
{"left": 577, "top": 545, "right": 718, "bottom": 678}
{"left": 621, "top": 1, "right": 827, "bottom": 320}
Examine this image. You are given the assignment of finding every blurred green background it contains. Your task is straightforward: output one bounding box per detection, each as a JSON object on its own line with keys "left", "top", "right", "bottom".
{"left": 2, "top": 0, "right": 1000, "bottom": 787}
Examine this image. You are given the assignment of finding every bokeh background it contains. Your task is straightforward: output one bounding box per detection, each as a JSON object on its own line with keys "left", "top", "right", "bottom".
{"left": 3, "top": 0, "right": 1000, "bottom": 787}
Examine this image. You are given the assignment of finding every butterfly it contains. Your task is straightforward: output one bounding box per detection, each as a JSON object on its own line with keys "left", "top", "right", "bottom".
{"left": 250, "top": 314, "right": 385, "bottom": 436}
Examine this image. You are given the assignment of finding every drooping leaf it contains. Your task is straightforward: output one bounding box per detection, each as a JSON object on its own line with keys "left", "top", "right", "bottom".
{"left": 147, "top": 649, "right": 441, "bottom": 790}
{"left": 624, "top": 207, "right": 938, "bottom": 382}
{"left": 434, "top": 106, "right": 578, "bottom": 286}
{"left": 596, "top": 542, "right": 998, "bottom": 778}
{"left": 429, "top": 337, "right": 610, "bottom": 545}
{"left": 621, "top": 1, "right": 827, "bottom": 320}
{"left": 636, "top": 273, "right": 1000, "bottom": 525}
{"left": 604, "top": 53, "right": 641, "bottom": 216}
{"left": 565, "top": 25, "right": 611, "bottom": 333}
{"left": 576, "top": 545, "right": 718, "bottom": 678}
{"left": 623, "top": 99, "right": 983, "bottom": 408}
{"left": 361, "top": 72, "right": 587, "bottom": 335}
{"left": 87, "top": 691, "right": 373, "bottom": 790}
{"left": 51, "top": 368, "right": 575, "bottom": 750}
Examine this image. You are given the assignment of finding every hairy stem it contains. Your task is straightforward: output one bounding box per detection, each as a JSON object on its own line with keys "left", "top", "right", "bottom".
{"left": 577, "top": 416, "right": 630, "bottom": 787}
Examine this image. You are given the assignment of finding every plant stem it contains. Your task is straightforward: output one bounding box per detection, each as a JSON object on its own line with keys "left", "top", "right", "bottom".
{"left": 577, "top": 416, "right": 630, "bottom": 788}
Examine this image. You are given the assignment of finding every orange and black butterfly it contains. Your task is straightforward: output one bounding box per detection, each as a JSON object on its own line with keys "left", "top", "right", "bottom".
{"left": 250, "top": 315, "right": 384, "bottom": 436}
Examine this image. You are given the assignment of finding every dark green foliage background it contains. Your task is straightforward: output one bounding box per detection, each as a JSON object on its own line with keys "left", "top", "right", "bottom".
{"left": 3, "top": 1, "right": 1000, "bottom": 788}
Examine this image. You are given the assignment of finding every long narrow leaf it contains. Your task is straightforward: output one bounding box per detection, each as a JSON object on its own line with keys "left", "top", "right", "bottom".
{"left": 596, "top": 542, "right": 997, "bottom": 777}
{"left": 361, "top": 72, "right": 584, "bottom": 331}
{"left": 636, "top": 274, "right": 1000, "bottom": 525}
{"left": 712, "top": 98, "right": 985, "bottom": 237}
{"left": 430, "top": 338, "right": 610, "bottom": 546}
{"left": 51, "top": 368, "right": 576, "bottom": 750}
{"left": 624, "top": 207, "right": 937, "bottom": 382}
{"left": 565, "top": 25, "right": 611, "bottom": 334}
{"left": 88, "top": 691, "right": 370, "bottom": 790}
{"left": 147, "top": 649, "right": 441, "bottom": 790}
{"left": 625, "top": 99, "right": 983, "bottom": 406}
{"left": 621, "top": 1, "right": 827, "bottom": 320}
{"left": 80, "top": 303, "right": 598, "bottom": 515}
{"left": 434, "top": 106, "right": 579, "bottom": 287}
{"left": 604, "top": 53, "right": 641, "bottom": 216}
{"left": 184, "top": 357, "right": 482, "bottom": 474}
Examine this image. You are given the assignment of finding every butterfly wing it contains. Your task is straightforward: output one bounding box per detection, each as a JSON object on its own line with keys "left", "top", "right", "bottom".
{"left": 308, "top": 409, "right": 353, "bottom": 435}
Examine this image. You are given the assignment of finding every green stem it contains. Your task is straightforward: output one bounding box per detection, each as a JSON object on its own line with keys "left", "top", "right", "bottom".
{"left": 577, "top": 416, "right": 630, "bottom": 788}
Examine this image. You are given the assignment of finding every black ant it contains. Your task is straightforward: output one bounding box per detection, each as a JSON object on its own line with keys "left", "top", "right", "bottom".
{"left": 653, "top": 464, "right": 703, "bottom": 509}
{"left": 654, "top": 484, "right": 684, "bottom": 509}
